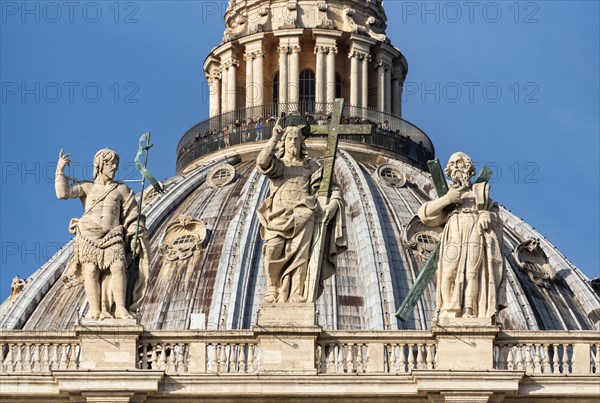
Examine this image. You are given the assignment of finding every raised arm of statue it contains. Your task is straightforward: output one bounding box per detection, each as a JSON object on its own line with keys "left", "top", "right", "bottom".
{"left": 256, "top": 118, "right": 283, "bottom": 170}
{"left": 55, "top": 149, "right": 84, "bottom": 200}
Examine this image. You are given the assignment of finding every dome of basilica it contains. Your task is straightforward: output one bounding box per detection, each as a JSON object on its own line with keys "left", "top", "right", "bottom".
{"left": 1, "top": 0, "right": 598, "bottom": 334}
{"left": 2, "top": 132, "right": 598, "bottom": 332}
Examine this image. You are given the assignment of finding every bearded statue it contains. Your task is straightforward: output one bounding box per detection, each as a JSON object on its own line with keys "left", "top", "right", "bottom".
{"left": 418, "top": 152, "right": 506, "bottom": 320}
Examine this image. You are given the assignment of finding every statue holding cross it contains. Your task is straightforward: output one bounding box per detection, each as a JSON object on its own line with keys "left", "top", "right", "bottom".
{"left": 396, "top": 152, "right": 507, "bottom": 322}
{"left": 256, "top": 99, "right": 372, "bottom": 303}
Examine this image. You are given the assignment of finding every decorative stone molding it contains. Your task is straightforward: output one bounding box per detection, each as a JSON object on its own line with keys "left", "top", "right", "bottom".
{"left": 249, "top": 6, "right": 270, "bottom": 34}
{"left": 513, "top": 237, "right": 555, "bottom": 288}
{"left": 159, "top": 215, "right": 207, "bottom": 261}
{"left": 366, "top": 15, "right": 387, "bottom": 42}
{"left": 344, "top": 8, "right": 367, "bottom": 34}
{"left": 223, "top": 14, "right": 247, "bottom": 43}
{"left": 315, "top": 1, "right": 334, "bottom": 29}
{"left": 349, "top": 49, "right": 371, "bottom": 61}
{"left": 221, "top": 58, "right": 240, "bottom": 69}
{"left": 282, "top": 0, "right": 298, "bottom": 29}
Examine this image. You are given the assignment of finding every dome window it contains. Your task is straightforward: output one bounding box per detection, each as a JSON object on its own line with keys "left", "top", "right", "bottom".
{"left": 207, "top": 164, "right": 236, "bottom": 188}
{"left": 376, "top": 164, "right": 406, "bottom": 187}
{"left": 142, "top": 182, "right": 164, "bottom": 206}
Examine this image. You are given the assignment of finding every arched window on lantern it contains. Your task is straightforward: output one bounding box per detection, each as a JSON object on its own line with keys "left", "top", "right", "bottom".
{"left": 335, "top": 73, "right": 342, "bottom": 99}
{"left": 299, "top": 69, "right": 316, "bottom": 112}
{"left": 272, "top": 73, "right": 279, "bottom": 106}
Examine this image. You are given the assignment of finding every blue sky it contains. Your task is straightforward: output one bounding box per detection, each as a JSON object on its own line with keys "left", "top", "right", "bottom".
{"left": 1, "top": 0, "right": 598, "bottom": 302}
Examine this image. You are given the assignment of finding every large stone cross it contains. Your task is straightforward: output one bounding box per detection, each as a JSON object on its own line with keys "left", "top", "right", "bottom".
{"left": 395, "top": 160, "right": 493, "bottom": 321}
{"left": 305, "top": 98, "right": 374, "bottom": 301}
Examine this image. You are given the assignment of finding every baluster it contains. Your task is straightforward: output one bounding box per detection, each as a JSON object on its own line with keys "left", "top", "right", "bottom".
{"left": 416, "top": 344, "right": 425, "bottom": 369}
{"left": 407, "top": 344, "right": 415, "bottom": 371}
{"left": 41, "top": 344, "right": 50, "bottom": 372}
{"left": 565, "top": 344, "right": 573, "bottom": 373}
{"left": 238, "top": 344, "right": 245, "bottom": 373}
{"left": 141, "top": 343, "right": 149, "bottom": 370}
{"left": 342, "top": 344, "right": 349, "bottom": 373}
{"left": 5, "top": 344, "right": 14, "bottom": 373}
{"left": 594, "top": 345, "right": 599, "bottom": 374}
{"left": 356, "top": 344, "right": 364, "bottom": 373}
{"left": 208, "top": 344, "right": 217, "bottom": 373}
{"left": 515, "top": 344, "right": 524, "bottom": 371}
{"left": 247, "top": 344, "right": 255, "bottom": 373}
{"left": 399, "top": 344, "right": 407, "bottom": 373}
{"left": 158, "top": 344, "right": 167, "bottom": 371}
{"left": 350, "top": 344, "right": 357, "bottom": 373}
{"left": 426, "top": 344, "right": 434, "bottom": 370}
{"left": 533, "top": 344, "right": 542, "bottom": 373}
{"left": 150, "top": 345, "right": 158, "bottom": 370}
{"left": 338, "top": 344, "right": 345, "bottom": 374}
{"left": 15, "top": 344, "right": 25, "bottom": 372}
{"left": 541, "top": 344, "right": 551, "bottom": 373}
{"left": 21, "top": 343, "right": 30, "bottom": 372}
{"left": 216, "top": 344, "right": 224, "bottom": 373}
{"left": 506, "top": 345, "right": 514, "bottom": 370}
{"left": 177, "top": 344, "right": 186, "bottom": 373}
{"left": 167, "top": 344, "right": 176, "bottom": 374}
{"left": 388, "top": 344, "right": 397, "bottom": 374}
{"left": 69, "top": 343, "right": 78, "bottom": 369}
{"left": 31, "top": 344, "right": 40, "bottom": 372}
{"left": 497, "top": 345, "right": 506, "bottom": 370}
{"left": 327, "top": 344, "right": 335, "bottom": 374}
{"left": 555, "top": 344, "right": 564, "bottom": 374}
{"left": 525, "top": 344, "right": 533, "bottom": 374}
{"left": 315, "top": 344, "right": 322, "bottom": 373}
{"left": 57, "top": 344, "right": 68, "bottom": 370}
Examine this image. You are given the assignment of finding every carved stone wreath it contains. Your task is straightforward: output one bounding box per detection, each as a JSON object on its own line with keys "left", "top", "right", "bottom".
{"left": 160, "top": 215, "right": 207, "bottom": 261}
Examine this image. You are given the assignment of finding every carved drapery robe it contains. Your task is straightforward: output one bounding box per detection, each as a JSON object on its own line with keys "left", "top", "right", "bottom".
{"left": 257, "top": 157, "right": 346, "bottom": 302}
{"left": 418, "top": 182, "right": 506, "bottom": 318}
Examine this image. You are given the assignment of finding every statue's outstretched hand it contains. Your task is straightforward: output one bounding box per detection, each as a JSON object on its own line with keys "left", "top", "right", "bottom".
{"left": 272, "top": 117, "right": 283, "bottom": 140}
{"left": 58, "top": 149, "right": 71, "bottom": 171}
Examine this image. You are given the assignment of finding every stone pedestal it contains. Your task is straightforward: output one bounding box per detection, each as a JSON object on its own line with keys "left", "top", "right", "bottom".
{"left": 75, "top": 319, "right": 143, "bottom": 370}
{"left": 254, "top": 303, "right": 320, "bottom": 375}
{"left": 432, "top": 318, "right": 499, "bottom": 371}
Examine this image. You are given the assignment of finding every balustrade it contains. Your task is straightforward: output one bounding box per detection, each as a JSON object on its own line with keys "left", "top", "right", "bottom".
{"left": 1, "top": 334, "right": 79, "bottom": 373}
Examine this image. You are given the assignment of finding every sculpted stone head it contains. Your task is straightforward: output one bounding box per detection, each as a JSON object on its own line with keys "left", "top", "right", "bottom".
{"left": 277, "top": 126, "right": 307, "bottom": 160}
{"left": 445, "top": 151, "right": 475, "bottom": 189}
{"left": 93, "top": 148, "right": 120, "bottom": 181}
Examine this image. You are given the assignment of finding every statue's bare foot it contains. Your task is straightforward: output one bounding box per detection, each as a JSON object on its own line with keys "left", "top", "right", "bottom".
{"left": 262, "top": 292, "right": 278, "bottom": 304}
{"left": 462, "top": 308, "right": 474, "bottom": 318}
{"left": 86, "top": 311, "right": 100, "bottom": 320}
{"left": 114, "top": 307, "right": 134, "bottom": 319}
{"left": 288, "top": 294, "right": 306, "bottom": 303}
{"left": 99, "top": 311, "right": 114, "bottom": 320}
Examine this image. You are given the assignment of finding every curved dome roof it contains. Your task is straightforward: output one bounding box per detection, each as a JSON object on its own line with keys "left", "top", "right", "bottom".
{"left": 2, "top": 140, "right": 599, "bottom": 332}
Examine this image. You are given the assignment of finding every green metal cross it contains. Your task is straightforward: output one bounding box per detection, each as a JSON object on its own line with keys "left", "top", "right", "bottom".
{"left": 305, "top": 98, "right": 374, "bottom": 301}
{"left": 395, "top": 160, "right": 493, "bottom": 321}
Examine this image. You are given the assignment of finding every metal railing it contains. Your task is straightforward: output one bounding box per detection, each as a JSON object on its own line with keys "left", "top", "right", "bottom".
{"left": 176, "top": 102, "right": 434, "bottom": 173}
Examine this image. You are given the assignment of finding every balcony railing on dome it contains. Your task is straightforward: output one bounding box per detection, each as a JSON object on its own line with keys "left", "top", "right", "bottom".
{"left": 176, "top": 102, "right": 435, "bottom": 173}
